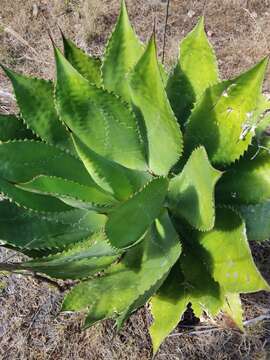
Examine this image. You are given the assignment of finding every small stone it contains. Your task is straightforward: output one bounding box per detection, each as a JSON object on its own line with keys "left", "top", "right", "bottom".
{"left": 32, "top": 3, "right": 39, "bottom": 18}
{"left": 187, "top": 10, "right": 195, "bottom": 18}
{"left": 251, "top": 11, "right": 257, "bottom": 18}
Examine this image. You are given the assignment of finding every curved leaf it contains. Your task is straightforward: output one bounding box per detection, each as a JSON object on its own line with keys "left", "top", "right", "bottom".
{"left": 54, "top": 47, "right": 146, "bottom": 171}
{"left": 150, "top": 258, "right": 222, "bottom": 355}
{"left": 72, "top": 134, "right": 151, "bottom": 201}
{"left": 62, "top": 35, "right": 102, "bottom": 86}
{"left": 0, "top": 201, "right": 106, "bottom": 251}
{"left": 102, "top": 0, "right": 144, "bottom": 101}
{"left": 20, "top": 233, "right": 120, "bottom": 279}
{"left": 0, "top": 114, "right": 36, "bottom": 141}
{"left": 105, "top": 177, "right": 168, "bottom": 249}
{"left": 0, "top": 178, "right": 71, "bottom": 212}
{"left": 116, "top": 272, "right": 168, "bottom": 331}
{"left": 217, "top": 151, "right": 270, "bottom": 204}
{"left": 222, "top": 293, "right": 244, "bottom": 331}
{"left": 128, "top": 36, "right": 183, "bottom": 175}
{"left": 197, "top": 207, "right": 269, "bottom": 293}
{"left": 185, "top": 59, "right": 268, "bottom": 165}
{"left": 168, "top": 146, "right": 222, "bottom": 230}
{"left": 237, "top": 201, "right": 270, "bottom": 242}
{"left": 0, "top": 140, "right": 93, "bottom": 186}
{"left": 166, "top": 17, "right": 219, "bottom": 124}
{"left": 1, "top": 66, "right": 73, "bottom": 152}
{"left": 62, "top": 211, "right": 181, "bottom": 328}
{"left": 17, "top": 175, "right": 117, "bottom": 211}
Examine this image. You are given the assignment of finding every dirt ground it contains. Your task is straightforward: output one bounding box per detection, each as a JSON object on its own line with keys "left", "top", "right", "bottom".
{"left": 0, "top": 0, "right": 270, "bottom": 359}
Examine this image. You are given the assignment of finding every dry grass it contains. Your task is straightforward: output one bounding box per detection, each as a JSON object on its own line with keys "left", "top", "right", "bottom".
{"left": 1, "top": 0, "right": 270, "bottom": 359}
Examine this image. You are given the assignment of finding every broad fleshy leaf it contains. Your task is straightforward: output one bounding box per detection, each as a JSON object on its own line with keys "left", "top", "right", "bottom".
{"left": 222, "top": 293, "right": 244, "bottom": 331}
{"left": 217, "top": 151, "right": 270, "bottom": 204}
{"left": 54, "top": 47, "right": 147, "bottom": 171}
{"left": 185, "top": 59, "right": 268, "bottom": 165}
{"left": 0, "top": 5, "right": 269, "bottom": 352}
{"left": 166, "top": 17, "right": 219, "bottom": 124}
{"left": 105, "top": 177, "right": 168, "bottom": 249}
{"left": 237, "top": 201, "right": 270, "bottom": 242}
{"left": 150, "top": 266, "right": 187, "bottom": 355}
{"left": 0, "top": 114, "right": 36, "bottom": 141}
{"left": 252, "top": 95, "right": 270, "bottom": 128}
{"left": 72, "top": 134, "right": 151, "bottom": 201}
{"left": 150, "top": 257, "right": 222, "bottom": 355}
{"left": 102, "top": 0, "right": 144, "bottom": 101}
{"left": 17, "top": 175, "right": 117, "bottom": 211}
{"left": 196, "top": 207, "right": 269, "bottom": 293}
{"left": 0, "top": 140, "right": 93, "bottom": 185}
{"left": 62, "top": 211, "right": 181, "bottom": 327}
{"left": 19, "top": 232, "right": 120, "bottom": 279}
{"left": 168, "top": 146, "right": 222, "bottom": 230}
{"left": 62, "top": 35, "right": 102, "bottom": 86}
{"left": 116, "top": 272, "right": 169, "bottom": 331}
{"left": 256, "top": 112, "right": 270, "bottom": 136}
{"left": 128, "top": 36, "right": 183, "bottom": 175}
{"left": 0, "top": 178, "right": 71, "bottom": 212}
{"left": 1, "top": 66, "right": 73, "bottom": 152}
{"left": 0, "top": 201, "right": 106, "bottom": 251}
{"left": 255, "top": 111, "right": 270, "bottom": 149}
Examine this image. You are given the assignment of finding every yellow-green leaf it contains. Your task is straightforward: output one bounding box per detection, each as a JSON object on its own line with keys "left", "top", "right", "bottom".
{"left": 185, "top": 59, "right": 268, "bottom": 165}
{"left": 129, "top": 36, "right": 183, "bottom": 175}
{"left": 167, "top": 17, "right": 219, "bottom": 124}
{"left": 105, "top": 177, "right": 168, "bottom": 249}
{"left": 102, "top": 0, "right": 144, "bottom": 101}
{"left": 168, "top": 146, "right": 222, "bottom": 230}
{"left": 54, "top": 47, "right": 147, "bottom": 171}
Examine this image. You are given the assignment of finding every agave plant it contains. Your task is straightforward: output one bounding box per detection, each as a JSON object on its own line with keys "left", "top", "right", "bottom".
{"left": 0, "top": 0, "right": 270, "bottom": 354}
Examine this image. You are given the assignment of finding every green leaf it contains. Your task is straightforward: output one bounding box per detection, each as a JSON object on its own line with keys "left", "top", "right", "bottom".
{"left": 237, "top": 201, "right": 270, "bottom": 242}
{"left": 0, "top": 201, "right": 106, "bottom": 250}
{"left": 166, "top": 17, "right": 219, "bottom": 124}
{"left": 105, "top": 177, "right": 168, "bottom": 249}
{"left": 185, "top": 59, "right": 268, "bottom": 165}
{"left": 180, "top": 241, "right": 223, "bottom": 317}
{"left": 0, "top": 140, "right": 93, "bottom": 185}
{"left": 0, "top": 114, "right": 36, "bottom": 141}
{"left": 1, "top": 66, "right": 73, "bottom": 152}
{"left": 62, "top": 211, "right": 181, "bottom": 327}
{"left": 20, "top": 232, "right": 120, "bottom": 279}
{"left": 257, "top": 120, "right": 270, "bottom": 150}
{"left": 150, "top": 207, "right": 268, "bottom": 352}
{"left": 217, "top": 151, "right": 270, "bottom": 204}
{"left": 54, "top": 47, "right": 146, "bottom": 171}
{"left": 150, "top": 257, "right": 222, "bottom": 355}
{"left": 102, "top": 0, "right": 144, "bottom": 101}
{"left": 17, "top": 175, "right": 117, "bottom": 211}
{"left": 168, "top": 146, "right": 222, "bottom": 231}
{"left": 128, "top": 36, "right": 183, "bottom": 175}
{"left": 222, "top": 293, "right": 244, "bottom": 331}
{"left": 255, "top": 99, "right": 270, "bottom": 149}
{"left": 150, "top": 266, "right": 187, "bottom": 355}
{"left": 149, "top": 264, "right": 188, "bottom": 354}
{"left": 62, "top": 35, "right": 102, "bottom": 86}
{"left": 116, "top": 272, "right": 168, "bottom": 331}
{"left": 0, "top": 178, "right": 71, "bottom": 212}
{"left": 196, "top": 207, "right": 269, "bottom": 293}
{"left": 72, "top": 134, "right": 151, "bottom": 201}
{"left": 252, "top": 95, "right": 270, "bottom": 128}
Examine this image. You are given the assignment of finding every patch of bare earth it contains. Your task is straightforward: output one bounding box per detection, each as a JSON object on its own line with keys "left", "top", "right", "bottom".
{"left": 0, "top": 0, "right": 270, "bottom": 359}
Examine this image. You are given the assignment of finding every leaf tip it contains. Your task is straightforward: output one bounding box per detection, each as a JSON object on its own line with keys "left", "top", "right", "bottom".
{"left": 0, "top": 63, "right": 15, "bottom": 80}
{"left": 197, "top": 16, "right": 205, "bottom": 29}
